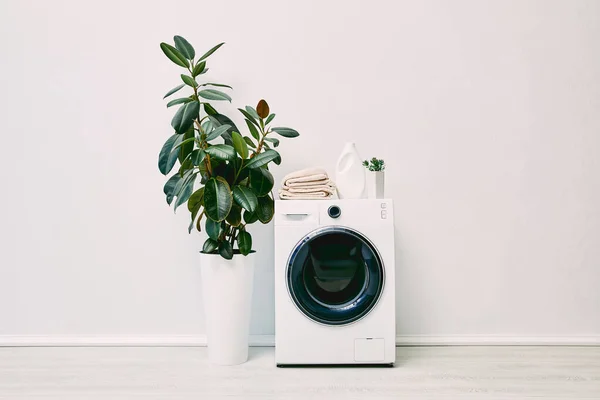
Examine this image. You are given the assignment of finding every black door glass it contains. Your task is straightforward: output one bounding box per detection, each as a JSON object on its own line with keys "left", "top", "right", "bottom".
{"left": 287, "top": 227, "right": 384, "bottom": 325}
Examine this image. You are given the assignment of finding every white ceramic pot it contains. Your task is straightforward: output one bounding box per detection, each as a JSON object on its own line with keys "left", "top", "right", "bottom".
{"left": 335, "top": 142, "right": 366, "bottom": 199}
{"left": 200, "top": 251, "right": 255, "bottom": 365}
{"left": 366, "top": 171, "right": 385, "bottom": 199}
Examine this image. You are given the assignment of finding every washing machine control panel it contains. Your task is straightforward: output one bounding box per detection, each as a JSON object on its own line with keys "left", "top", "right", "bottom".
{"left": 380, "top": 202, "right": 387, "bottom": 219}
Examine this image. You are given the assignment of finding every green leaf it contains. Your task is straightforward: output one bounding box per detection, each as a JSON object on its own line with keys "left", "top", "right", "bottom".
{"left": 163, "top": 84, "right": 186, "bottom": 99}
{"left": 158, "top": 134, "right": 182, "bottom": 175}
{"left": 244, "top": 136, "right": 256, "bottom": 148}
{"left": 198, "top": 89, "right": 231, "bottom": 102}
{"left": 204, "top": 177, "right": 233, "bottom": 222}
{"left": 226, "top": 204, "right": 242, "bottom": 227}
{"left": 187, "top": 187, "right": 205, "bottom": 212}
{"left": 160, "top": 42, "right": 189, "bottom": 68}
{"left": 249, "top": 168, "right": 274, "bottom": 196}
{"left": 202, "top": 238, "right": 218, "bottom": 253}
{"left": 271, "top": 127, "right": 299, "bottom": 138}
{"left": 166, "top": 97, "right": 192, "bottom": 108}
{"left": 181, "top": 74, "right": 197, "bottom": 87}
{"left": 173, "top": 35, "right": 195, "bottom": 59}
{"left": 163, "top": 174, "right": 181, "bottom": 204}
{"left": 205, "top": 144, "right": 236, "bottom": 161}
{"left": 218, "top": 240, "right": 233, "bottom": 260}
{"left": 264, "top": 137, "right": 280, "bottom": 147}
{"left": 244, "top": 149, "right": 281, "bottom": 169}
{"left": 190, "top": 149, "right": 205, "bottom": 165}
{"left": 245, "top": 106, "right": 261, "bottom": 121}
{"left": 237, "top": 230, "right": 252, "bottom": 255}
{"left": 174, "top": 175, "right": 195, "bottom": 211}
{"left": 245, "top": 119, "right": 260, "bottom": 140}
{"left": 256, "top": 195, "right": 274, "bottom": 223}
{"left": 205, "top": 218, "right": 223, "bottom": 240}
{"left": 244, "top": 210, "right": 259, "bottom": 224}
{"left": 192, "top": 61, "right": 206, "bottom": 77}
{"left": 178, "top": 127, "right": 195, "bottom": 163}
{"left": 198, "top": 42, "right": 225, "bottom": 62}
{"left": 265, "top": 113, "right": 276, "bottom": 125}
{"left": 204, "top": 103, "right": 218, "bottom": 115}
{"left": 238, "top": 108, "right": 259, "bottom": 127}
{"left": 231, "top": 131, "right": 248, "bottom": 159}
{"left": 210, "top": 114, "right": 240, "bottom": 146}
{"left": 171, "top": 101, "right": 200, "bottom": 134}
{"left": 205, "top": 124, "right": 232, "bottom": 141}
{"left": 199, "top": 82, "right": 233, "bottom": 89}
{"left": 233, "top": 185, "right": 258, "bottom": 212}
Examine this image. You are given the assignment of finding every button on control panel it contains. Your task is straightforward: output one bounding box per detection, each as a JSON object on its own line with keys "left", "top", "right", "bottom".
{"left": 381, "top": 210, "right": 387, "bottom": 219}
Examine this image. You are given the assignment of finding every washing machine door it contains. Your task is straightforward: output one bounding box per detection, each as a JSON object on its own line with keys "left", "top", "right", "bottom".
{"left": 287, "top": 226, "right": 385, "bottom": 326}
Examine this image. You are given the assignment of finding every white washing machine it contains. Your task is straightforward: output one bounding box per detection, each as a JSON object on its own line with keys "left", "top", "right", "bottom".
{"left": 274, "top": 199, "right": 395, "bottom": 366}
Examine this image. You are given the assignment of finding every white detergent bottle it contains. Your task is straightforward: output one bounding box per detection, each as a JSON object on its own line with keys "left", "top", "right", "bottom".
{"left": 335, "top": 142, "right": 366, "bottom": 199}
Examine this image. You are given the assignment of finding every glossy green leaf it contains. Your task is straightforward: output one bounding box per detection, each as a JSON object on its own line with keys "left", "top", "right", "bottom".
{"left": 264, "top": 137, "right": 280, "bottom": 147}
{"left": 174, "top": 35, "right": 195, "bottom": 59}
{"left": 163, "top": 174, "right": 181, "bottom": 204}
{"left": 209, "top": 114, "right": 240, "bottom": 146}
{"left": 245, "top": 106, "right": 261, "bottom": 121}
{"left": 244, "top": 136, "right": 256, "bottom": 148}
{"left": 237, "top": 230, "right": 252, "bottom": 255}
{"left": 163, "top": 84, "right": 186, "bottom": 99}
{"left": 158, "top": 134, "right": 183, "bottom": 175}
{"left": 192, "top": 61, "right": 205, "bottom": 76}
{"left": 204, "top": 103, "right": 218, "bottom": 115}
{"left": 218, "top": 240, "right": 233, "bottom": 260}
{"left": 244, "top": 149, "right": 281, "bottom": 169}
{"left": 205, "top": 144, "right": 236, "bottom": 160}
{"left": 203, "top": 177, "right": 233, "bottom": 222}
{"left": 190, "top": 149, "right": 205, "bottom": 165}
{"left": 243, "top": 210, "right": 259, "bottom": 224}
{"left": 174, "top": 175, "right": 195, "bottom": 211}
{"left": 245, "top": 119, "right": 260, "bottom": 140}
{"left": 178, "top": 127, "right": 195, "bottom": 163}
{"left": 226, "top": 204, "right": 242, "bottom": 227}
{"left": 205, "top": 218, "right": 223, "bottom": 240}
{"left": 171, "top": 101, "right": 200, "bottom": 134}
{"left": 205, "top": 124, "right": 232, "bottom": 141}
{"left": 271, "top": 127, "right": 299, "bottom": 138}
{"left": 249, "top": 168, "right": 274, "bottom": 196}
{"left": 199, "top": 82, "right": 232, "bottom": 89}
{"left": 202, "top": 238, "right": 218, "bottom": 253}
{"left": 181, "top": 74, "right": 197, "bottom": 87}
{"left": 231, "top": 131, "right": 248, "bottom": 159}
{"left": 265, "top": 113, "right": 276, "bottom": 125}
{"left": 238, "top": 108, "right": 259, "bottom": 127}
{"left": 233, "top": 185, "right": 258, "bottom": 212}
{"left": 160, "top": 43, "right": 189, "bottom": 68}
{"left": 166, "top": 97, "right": 192, "bottom": 108}
{"left": 198, "top": 42, "right": 225, "bottom": 62}
{"left": 198, "top": 89, "right": 231, "bottom": 102}
{"left": 187, "top": 187, "right": 205, "bottom": 212}
{"left": 256, "top": 195, "right": 274, "bottom": 223}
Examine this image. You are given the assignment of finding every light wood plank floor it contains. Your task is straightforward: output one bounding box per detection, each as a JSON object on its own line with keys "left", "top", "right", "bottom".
{"left": 1, "top": 346, "right": 599, "bottom": 399}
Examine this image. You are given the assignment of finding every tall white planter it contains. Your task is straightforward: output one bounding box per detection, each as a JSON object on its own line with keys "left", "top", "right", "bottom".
{"left": 200, "top": 252, "right": 255, "bottom": 365}
{"left": 366, "top": 171, "right": 385, "bottom": 199}
{"left": 335, "top": 142, "right": 366, "bottom": 199}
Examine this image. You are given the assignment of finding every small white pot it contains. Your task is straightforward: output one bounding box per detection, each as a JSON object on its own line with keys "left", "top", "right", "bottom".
{"left": 200, "top": 251, "right": 255, "bottom": 365}
{"left": 366, "top": 170, "right": 385, "bottom": 199}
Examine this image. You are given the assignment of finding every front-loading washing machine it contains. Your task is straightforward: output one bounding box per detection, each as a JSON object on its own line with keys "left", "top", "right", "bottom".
{"left": 274, "top": 199, "right": 395, "bottom": 366}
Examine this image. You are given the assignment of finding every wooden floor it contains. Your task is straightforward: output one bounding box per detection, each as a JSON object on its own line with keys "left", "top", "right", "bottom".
{"left": 1, "top": 346, "right": 599, "bottom": 399}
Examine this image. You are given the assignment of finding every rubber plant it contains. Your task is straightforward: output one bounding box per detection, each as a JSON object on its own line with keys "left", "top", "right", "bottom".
{"left": 158, "top": 36, "right": 300, "bottom": 260}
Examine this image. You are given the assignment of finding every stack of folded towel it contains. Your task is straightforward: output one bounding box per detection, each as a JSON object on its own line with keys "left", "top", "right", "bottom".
{"left": 278, "top": 167, "right": 336, "bottom": 200}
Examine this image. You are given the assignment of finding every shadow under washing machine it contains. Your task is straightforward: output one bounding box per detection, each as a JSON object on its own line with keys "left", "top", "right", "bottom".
{"left": 274, "top": 199, "right": 395, "bottom": 366}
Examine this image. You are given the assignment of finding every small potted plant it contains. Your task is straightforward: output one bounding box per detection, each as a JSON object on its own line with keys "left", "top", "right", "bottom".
{"left": 363, "top": 157, "right": 385, "bottom": 199}
{"left": 158, "top": 36, "right": 299, "bottom": 365}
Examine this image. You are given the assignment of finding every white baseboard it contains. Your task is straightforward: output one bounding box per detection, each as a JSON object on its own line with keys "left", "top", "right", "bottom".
{"left": 1, "top": 334, "right": 599, "bottom": 347}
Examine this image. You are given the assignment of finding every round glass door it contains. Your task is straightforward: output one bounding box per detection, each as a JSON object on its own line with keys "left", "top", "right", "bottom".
{"left": 287, "top": 226, "right": 384, "bottom": 325}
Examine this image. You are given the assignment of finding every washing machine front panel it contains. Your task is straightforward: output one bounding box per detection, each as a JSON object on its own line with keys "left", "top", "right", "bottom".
{"left": 287, "top": 226, "right": 384, "bottom": 326}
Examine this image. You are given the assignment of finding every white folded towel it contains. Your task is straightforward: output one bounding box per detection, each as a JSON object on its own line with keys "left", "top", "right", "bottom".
{"left": 278, "top": 167, "right": 336, "bottom": 200}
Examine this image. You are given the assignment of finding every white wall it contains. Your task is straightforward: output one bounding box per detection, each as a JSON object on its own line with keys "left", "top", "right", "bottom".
{"left": 1, "top": 0, "right": 599, "bottom": 343}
